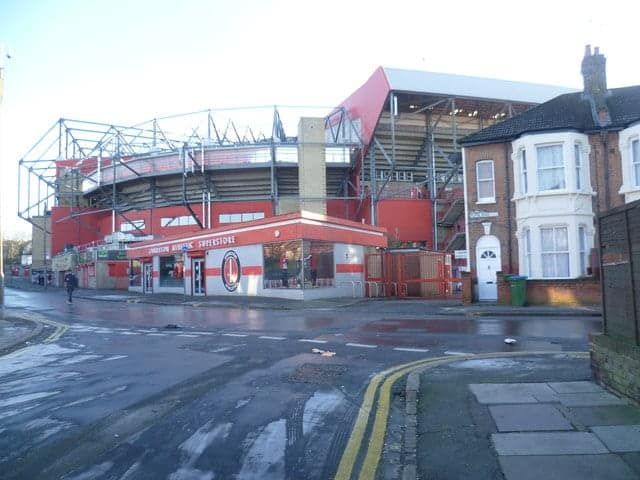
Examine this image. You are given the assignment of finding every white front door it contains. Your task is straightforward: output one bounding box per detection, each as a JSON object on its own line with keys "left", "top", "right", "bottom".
{"left": 477, "top": 247, "right": 501, "bottom": 301}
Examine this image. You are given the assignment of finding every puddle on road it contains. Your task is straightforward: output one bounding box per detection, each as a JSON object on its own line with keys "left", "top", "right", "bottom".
{"left": 238, "top": 419, "right": 286, "bottom": 480}
{"left": 450, "top": 358, "right": 522, "bottom": 370}
{"left": 362, "top": 318, "right": 602, "bottom": 339}
{"left": 302, "top": 389, "right": 344, "bottom": 436}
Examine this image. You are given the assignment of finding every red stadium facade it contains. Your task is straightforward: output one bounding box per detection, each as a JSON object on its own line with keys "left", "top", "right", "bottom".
{"left": 18, "top": 67, "right": 573, "bottom": 297}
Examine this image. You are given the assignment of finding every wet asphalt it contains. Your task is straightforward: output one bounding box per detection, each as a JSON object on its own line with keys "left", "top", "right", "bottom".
{"left": 0, "top": 288, "right": 603, "bottom": 479}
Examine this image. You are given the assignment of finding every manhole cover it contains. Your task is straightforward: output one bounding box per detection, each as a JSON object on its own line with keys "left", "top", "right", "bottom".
{"left": 289, "top": 363, "right": 347, "bottom": 384}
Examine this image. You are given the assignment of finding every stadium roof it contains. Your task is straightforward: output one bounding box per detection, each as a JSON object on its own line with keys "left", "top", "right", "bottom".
{"left": 382, "top": 67, "right": 576, "bottom": 104}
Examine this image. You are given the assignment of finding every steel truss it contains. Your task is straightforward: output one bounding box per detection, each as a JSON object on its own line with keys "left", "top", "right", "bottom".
{"left": 362, "top": 91, "right": 524, "bottom": 248}
{"left": 17, "top": 106, "right": 362, "bottom": 237}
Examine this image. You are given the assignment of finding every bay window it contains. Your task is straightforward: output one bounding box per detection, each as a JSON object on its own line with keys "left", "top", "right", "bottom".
{"left": 537, "top": 145, "right": 565, "bottom": 191}
{"left": 541, "top": 226, "right": 569, "bottom": 278}
{"left": 520, "top": 149, "right": 528, "bottom": 194}
{"left": 578, "top": 225, "right": 588, "bottom": 275}
{"left": 574, "top": 144, "right": 582, "bottom": 190}
{"left": 523, "top": 228, "right": 532, "bottom": 277}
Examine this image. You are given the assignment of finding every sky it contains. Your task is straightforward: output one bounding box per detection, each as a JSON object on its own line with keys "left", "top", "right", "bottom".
{"left": 1, "top": 0, "right": 639, "bottom": 238}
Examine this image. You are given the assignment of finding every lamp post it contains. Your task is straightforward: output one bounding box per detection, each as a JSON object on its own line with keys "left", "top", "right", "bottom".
{"left": 0, "top": 44, "right": 11, "bottom": 306}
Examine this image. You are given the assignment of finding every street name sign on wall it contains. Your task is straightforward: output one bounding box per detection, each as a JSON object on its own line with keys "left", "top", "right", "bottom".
{"left": 469, "top": 210, "right": 499, "bottom": 222}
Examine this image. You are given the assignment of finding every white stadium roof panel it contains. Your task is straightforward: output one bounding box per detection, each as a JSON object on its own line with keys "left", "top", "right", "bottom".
{"left": 383, "top": 67, "right": 577, "bottom": 104}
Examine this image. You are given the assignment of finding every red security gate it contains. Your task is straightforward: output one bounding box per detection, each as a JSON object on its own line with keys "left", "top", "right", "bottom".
{"left": 365, "top": 251, "right": 461, "bottom": 298}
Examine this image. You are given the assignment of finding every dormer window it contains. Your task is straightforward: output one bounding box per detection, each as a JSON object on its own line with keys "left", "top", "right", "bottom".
{"left": 537, "top": 144, "right": 565, "bottom": 191}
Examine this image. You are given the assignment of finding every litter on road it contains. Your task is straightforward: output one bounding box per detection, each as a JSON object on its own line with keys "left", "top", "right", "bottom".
{"left": 311, "top": 348, "right": 336, "bottom": 357}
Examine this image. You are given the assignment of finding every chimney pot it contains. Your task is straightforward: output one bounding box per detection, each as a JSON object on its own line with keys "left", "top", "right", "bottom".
{"left": 581, "top": 46, "right": 607, "bottom": 96}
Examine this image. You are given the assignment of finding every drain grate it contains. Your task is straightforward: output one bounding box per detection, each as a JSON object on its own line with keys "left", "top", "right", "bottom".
{"left": 289, "top": 363, "right": 347, "bottom": 384}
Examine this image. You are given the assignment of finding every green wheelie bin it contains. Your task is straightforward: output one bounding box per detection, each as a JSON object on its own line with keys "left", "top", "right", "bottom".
{"left": 507, "top": 275, "right": 527, "bottom": 306}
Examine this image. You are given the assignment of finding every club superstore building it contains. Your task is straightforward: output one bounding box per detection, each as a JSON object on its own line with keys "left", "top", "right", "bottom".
{"left": 125, "top": 211, "right": 387, "bottom": 299}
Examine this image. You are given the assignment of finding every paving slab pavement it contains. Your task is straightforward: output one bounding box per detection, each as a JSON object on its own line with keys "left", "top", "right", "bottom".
{"left": 499, "top": 454, "right": 638, "bottom": 480}
{"left": 489, "top": 404, "right": 573, "bottom": 432}
{"left": 411, "top": 355, "right": 640, "bottom": 480}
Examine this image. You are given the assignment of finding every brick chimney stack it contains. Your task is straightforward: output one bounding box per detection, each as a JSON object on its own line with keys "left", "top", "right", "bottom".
{"left": 581, "top": 45, "right": 608, "bottom": 96}
{"left": 581, "top": 45, "right": 610, "bottom": 126}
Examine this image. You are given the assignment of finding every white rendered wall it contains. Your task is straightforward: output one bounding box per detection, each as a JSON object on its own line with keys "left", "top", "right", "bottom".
{"left": 619, "top": 122, "right": 640, "bottom": 203}
{"left": 206, "top": 244, "right": 264, "bottom": 296}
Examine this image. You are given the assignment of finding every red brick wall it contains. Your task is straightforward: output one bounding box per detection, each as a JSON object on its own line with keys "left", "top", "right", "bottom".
{"left": 589, "top": 131, "right": 625, "bottom": 213}
{"left": 464, "top": 142, "right": 517, "bottom": 279}
{"left": 497, "top": 274, "right": 601, "bottom": 306}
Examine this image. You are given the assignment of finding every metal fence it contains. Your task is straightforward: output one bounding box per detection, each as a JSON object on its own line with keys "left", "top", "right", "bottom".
{"left": 598, "top": 199, "right": 640, "bottom": 345}
{"left": 364, "top": 250, "right": 461, "bottom": 299}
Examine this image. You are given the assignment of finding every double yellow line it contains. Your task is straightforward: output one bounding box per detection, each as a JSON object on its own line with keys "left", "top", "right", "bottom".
{"left": 41, "top": 318, "right": 68, "bottom": 343}
{"left": 334, "top": 350, "right": 589, "bottom": 480}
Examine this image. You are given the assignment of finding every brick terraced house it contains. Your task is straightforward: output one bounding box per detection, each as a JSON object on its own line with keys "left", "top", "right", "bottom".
{"left": 461, "top": 46, "right": 640, "bottom": 304}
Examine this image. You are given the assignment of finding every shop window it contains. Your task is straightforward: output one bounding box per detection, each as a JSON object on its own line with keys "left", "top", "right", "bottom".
{"left": 302, "top": 240, "right": 335, "bottom": 288}
{"left": 159, "top": 255, "right": 184, "bottom": 287}
{"left": 263, "top": 241, "right": 301, "bottom": 289}
{"left": 262, "top": 240, "right": 335, "bottom": 289}
{"left": 130, "top": 260, "right": 142, "bottom": 287}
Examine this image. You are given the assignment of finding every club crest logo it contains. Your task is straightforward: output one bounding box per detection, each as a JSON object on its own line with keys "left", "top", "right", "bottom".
{"left": 221, "top": 250, "right": 241, "bottom": 292}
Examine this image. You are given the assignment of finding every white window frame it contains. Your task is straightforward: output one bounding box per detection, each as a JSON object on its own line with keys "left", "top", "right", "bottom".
{"left": 218, "top": 212, "right": 265, "bottom": 224}
{"left": 578, "top": 225, "right": 588, "bottom": 276}
{"left": 536, "top": 144, "right": 566, "bottom": 192}
{"left": 523, "top": 228, "right": 532, "bottom": 277}
{"left": 632, "top": 138, "right": 640, "bottom": 188}
{"left": 540, "top": 225, "right": 570, "bottom": 278}
{"left": 476, "top": 160, "right": 495, "bottom": 203}
{"left": 520, "top": 149, "right": 528, "bottom": 194}
{"left": 161, "top": 216, "right": 198, "bottom": 227}
{"left": 574, "top": 143, "right": 582, "bottom": 190}
{"left": 120, "top": 220, "right": 145, "bottom": 232}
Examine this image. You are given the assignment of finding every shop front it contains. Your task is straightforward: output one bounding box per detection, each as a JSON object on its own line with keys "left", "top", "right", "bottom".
{"left": 126, "top": 212, "right": 387, "bottom": 299}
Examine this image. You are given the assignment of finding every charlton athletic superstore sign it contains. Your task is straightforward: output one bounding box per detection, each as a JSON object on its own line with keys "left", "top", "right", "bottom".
{"left": 146, "top": 235, "right": 237, "bottom": 256}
